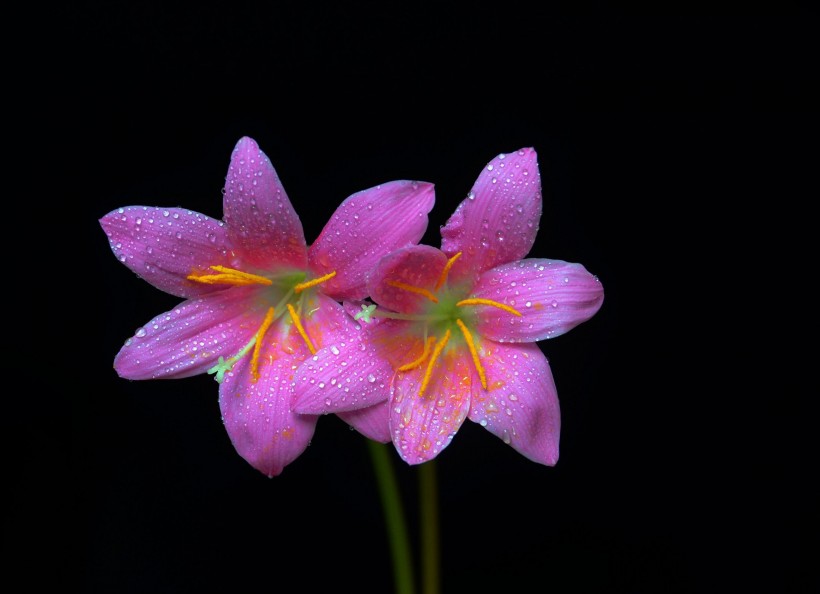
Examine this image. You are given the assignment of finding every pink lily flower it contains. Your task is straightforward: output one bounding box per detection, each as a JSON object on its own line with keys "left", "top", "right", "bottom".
{"left": 294, "top": 148, "right": 603, "bottom": 465}
{"left": 100, "top": 137, "right": 434, "bottom": 476}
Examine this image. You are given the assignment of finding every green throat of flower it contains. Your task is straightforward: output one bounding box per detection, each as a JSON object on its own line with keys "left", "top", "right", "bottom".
{"left": 187, "top": 265, "right": 337, "bottom": 383}
{"left": 356, "top": 252, "right": 521, "bottom": 398}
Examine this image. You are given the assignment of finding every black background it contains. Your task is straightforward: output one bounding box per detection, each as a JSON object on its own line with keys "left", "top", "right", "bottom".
{"left": 17, "top": 5, "right": 817, "bottom": 594}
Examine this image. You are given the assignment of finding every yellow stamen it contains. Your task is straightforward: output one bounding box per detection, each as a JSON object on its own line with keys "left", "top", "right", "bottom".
{"left": 455, "top": 318, "right": 487, "bottom": 390}
{"left": 250, "top": 307, "right": 275, "bottom": 382}
{"left": 294, "top": 270, "right": 337, "bottom": 293}
{"left": 397, "top": 336, "right": 437, "bottom": 372}
{"left": 287, "top": 303, "right": 316, "bottom": 355}
{"left": 419, "top": 328, "right": 451, "bottom": 399}
{"left": 435, "top": 251, "right": 462, "bottom": 290}
{"left": 386, "top": 280, "right": 439, "bottom": 303}
{"left": 456, "top": 298, "right": 522, "bottom": 317}
{"left": 187, "top": 265, "right": 272, "bottom": 286}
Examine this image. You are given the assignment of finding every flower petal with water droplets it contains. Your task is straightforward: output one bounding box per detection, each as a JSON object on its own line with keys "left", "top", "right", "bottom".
{"left": 100, "top": 206, "right": 235, "bottom": 299}
{"left": 293, "top": 318, "right": 411, "bottom": 414}
{"left": 472, "top": 259, "right": 604, "bottom": 342}
{"left": 389, "top": 351, "right": 473, "bottom": 465}
{"left": 468, "top": 342, "right": 560, "bottom": 465}
{"left": 440, "top": 148, "right": 542, "bottom": 286}
{"left": 219, "top": 350, "right": 318, "bottom": 477}
{"left": 222, "top": 137, "right": 308, "bottom": 270}
{"left": 368, "top": 245, "right": 448, "bottom": 314}
{"left": 309, "top": 180, "right": 435, "bottom": 300}
{"left": 339, "top": 401, "right": 391, "bottom": 443}
{"left": 114, "top": 287, "right": 264, "bottom": 380}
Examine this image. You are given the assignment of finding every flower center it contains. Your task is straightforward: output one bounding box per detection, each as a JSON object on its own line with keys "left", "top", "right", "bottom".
{"left": 363, "top": 252, "right": 521, "bottom": 397}
{"left": 187, "top": 265, "right": 337, "bottom": 382}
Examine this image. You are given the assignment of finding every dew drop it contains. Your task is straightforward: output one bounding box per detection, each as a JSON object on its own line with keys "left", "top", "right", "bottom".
{"left": 330, "top": 346, "right": 340, "bottom": 355}
{"left": 487, "top": 164, "right": 494, "bottom": 171}
{"left": 135, "top": 327, "right": 147, "bottom": 337}
{"left": 367, "top": 374, "right": 376, "bottom": 383}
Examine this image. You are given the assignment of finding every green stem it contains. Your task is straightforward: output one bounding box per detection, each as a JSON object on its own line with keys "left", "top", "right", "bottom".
{"left": 419, "top": 460, "right": 440, "bottom": 594}
{"left": 367, "top": 440, "right": 416, "bottom": 594}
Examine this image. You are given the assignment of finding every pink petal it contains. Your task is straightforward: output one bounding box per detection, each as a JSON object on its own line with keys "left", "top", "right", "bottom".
{"left": 219, "top": 350, "right": 318, "bottom": 478}
{"left": 389, "top": 351, "right": 473, "bottom": 465}
{"left": 338, "top": 401, "right": 391, "bottom": 443}
{"left": 468, "top": 341, "right": 560, "bottom": 465}
{"left": 100, "top": 206, "right": 237, "bottom": 299}
{"left": 222, "top": 137, "right": 308, "bottom": 271}
{"left": 472, "top": 259, "right": 604, "bottom": 342}
{"left": 309, "top": 181, "right": 435, "bottom": 300}
{"left": 368, "top": 245, "right": 448, "bottom": 314}
{"left": 113, "top": 287, "right": 265, "bottom": 379}
{"left": 292, "top": 318, "right": 410, "bottom": 414}
{"left": 295, "top": 292, "right": 353, "bottom": 354}
{"left": 440, "top": 148, "right": 542, "bottom": 286}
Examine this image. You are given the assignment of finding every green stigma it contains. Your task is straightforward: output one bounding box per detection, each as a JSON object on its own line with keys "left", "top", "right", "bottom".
{"left": 354, "top": 303, "right": 377, "bottom": 323}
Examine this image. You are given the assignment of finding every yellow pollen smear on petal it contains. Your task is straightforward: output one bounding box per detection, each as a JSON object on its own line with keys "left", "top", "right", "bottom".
{"left": 187, "top": 265, "right": 273, "bottom": 287}
{"left": 397, "top": 336, "right": 437, "bottom": 372}
{"left": 386, "top": 280, "right": 439, "bottom": 303}
{"left": 456, "top": 298, "right": 522, "bottom": 317}
{"left": 456, "top": 318, "right": 487, "bottom": 390}
{"left": 287, "top": 303, "right": 316, "bottom": 355}
{"left": 294, "top": 270, "right": 337, "bottom": 293}
{"left": 419, "top": 328, "right": 451, "bottom": 399}
{"left": 250, "top": 307, "right": 275, "bottom": 382}
{"left": 435, "top": 251, "right": 462, "bottom": 290}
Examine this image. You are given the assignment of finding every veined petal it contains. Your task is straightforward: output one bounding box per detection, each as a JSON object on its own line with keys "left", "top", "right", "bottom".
{"left": 472, "top": 259, "right": 604, "bottom": 342}
{"left": 368, "top": 245, "right": 448, "bottom": 314}
{"left": 219, "top": 349, "right": 318, "bottom": 478}
{"left": 293, "top": 318, "right": 411, "bottom": 414}
{"left": 389, "top": 351, "right": 473, "bottom": 465}
{"left": 100, "top": 206, "right": 236, "bottom": 299}
{"left": 295, "top": 292, "right": 352, "bottom": 354}
{"left": 113, "top": 287, "right": 264, "bottom": 380}
{"left": 309, "top": 180, "right": 435, "bottom": 300}
{"left": 338, "top": 401, "right": 391, "bottom": 443}
{"left": 468, "top": 341, "right": 560, "bottom": 465}
{"left": 440, "top": 148, "right": 542, "bottom": 285}
{"left": 222, "top": 137, "right": 308, "bottom": 270}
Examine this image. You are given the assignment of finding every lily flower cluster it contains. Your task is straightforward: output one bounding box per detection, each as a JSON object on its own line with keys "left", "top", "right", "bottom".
{"left": 101, "top": 137, "right": 603, "bottom": 476}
